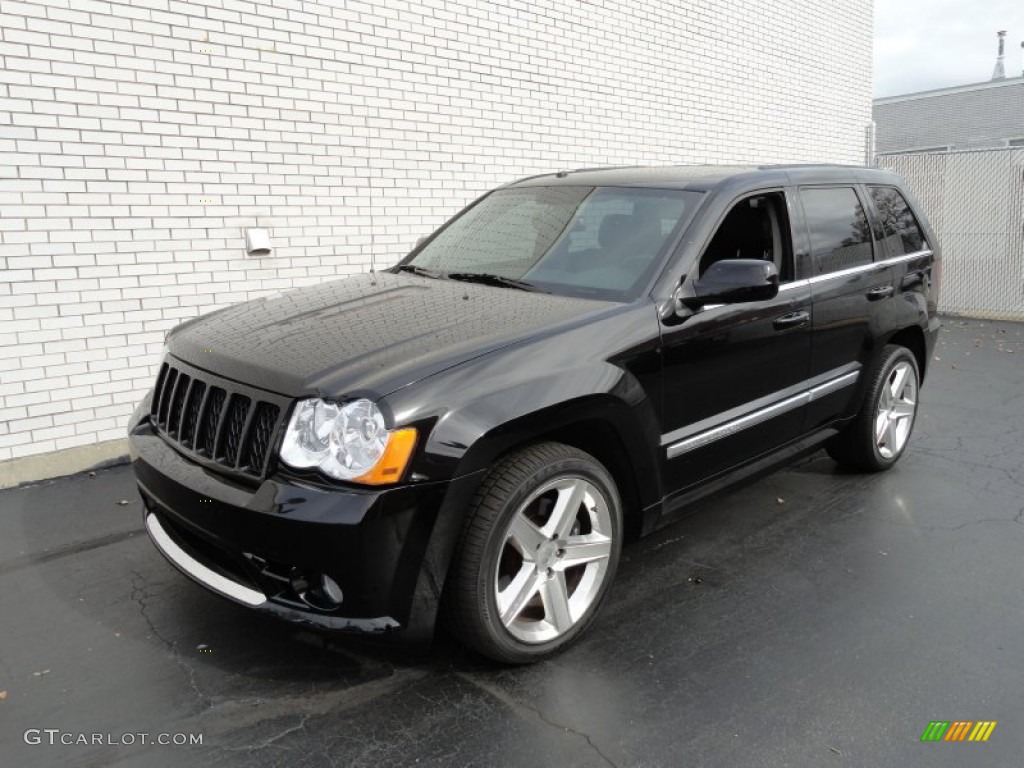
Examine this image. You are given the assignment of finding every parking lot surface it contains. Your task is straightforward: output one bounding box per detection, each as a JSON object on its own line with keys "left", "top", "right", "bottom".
{"left": 1, "top": 317, "right": 1022, "bottom": 767}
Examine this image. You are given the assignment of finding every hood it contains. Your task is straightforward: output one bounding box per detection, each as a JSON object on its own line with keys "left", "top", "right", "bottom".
{"left": 165, "top": 272, "right": 619, "bottom": 397}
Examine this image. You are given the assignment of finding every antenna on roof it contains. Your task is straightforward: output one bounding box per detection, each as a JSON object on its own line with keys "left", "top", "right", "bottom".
{"left": 992, "top": 30, "right": 1007, "bottom": 80}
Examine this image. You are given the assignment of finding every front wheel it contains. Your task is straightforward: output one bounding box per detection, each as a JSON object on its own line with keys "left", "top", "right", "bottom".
{"left": 827, "top": 344, "right": 920, "bottom": 472}
{"left": 444, "top": 442, "right": 622, "bottom": 663}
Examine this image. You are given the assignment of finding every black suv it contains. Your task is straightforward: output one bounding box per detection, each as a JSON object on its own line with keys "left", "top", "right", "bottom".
{"left": 129, "top": 165, "right": 941, "bottom": 663}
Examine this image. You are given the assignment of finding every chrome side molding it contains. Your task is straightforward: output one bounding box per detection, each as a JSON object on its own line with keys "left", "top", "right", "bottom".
{"left": 778, "top": 249, "right": 933, "bottom": 293}
{"left": 663, "top": 364, "right": 861, "bottom": 459}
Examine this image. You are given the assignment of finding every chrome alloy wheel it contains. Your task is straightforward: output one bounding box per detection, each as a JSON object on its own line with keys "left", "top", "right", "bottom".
{"left": 494, "top": 476, "right": 614, "bottom": 644}
{"left": 875, "top": 360, "right": 918, "bottom": 459}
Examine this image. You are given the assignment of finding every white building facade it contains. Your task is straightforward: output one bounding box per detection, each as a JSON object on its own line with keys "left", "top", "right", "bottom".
{"left": 0, "top": 0, "right": 873, "bottom": 479}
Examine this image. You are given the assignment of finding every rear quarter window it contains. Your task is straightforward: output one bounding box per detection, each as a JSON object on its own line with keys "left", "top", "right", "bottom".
{"left": 868, "top": 186, "right": 926, "bottom": 256}
{"left": 800, "top": 187, "right": 874, "bottom": 274}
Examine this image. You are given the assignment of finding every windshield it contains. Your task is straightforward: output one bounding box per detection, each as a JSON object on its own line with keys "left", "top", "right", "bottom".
{"left": 401, "top": 185, "right": 704, "bottom": 300}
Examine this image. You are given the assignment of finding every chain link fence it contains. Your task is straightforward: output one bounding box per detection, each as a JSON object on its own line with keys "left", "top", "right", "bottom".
{"left": 877, "top": 148, "right": 1024, "bottom": 320}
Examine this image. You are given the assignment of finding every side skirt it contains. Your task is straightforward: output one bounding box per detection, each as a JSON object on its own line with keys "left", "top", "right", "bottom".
{"left": 643, "top": 424, "right": 845, "bottom": 534}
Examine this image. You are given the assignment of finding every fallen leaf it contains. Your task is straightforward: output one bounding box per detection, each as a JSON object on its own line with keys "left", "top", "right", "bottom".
{"left": 0, "top": 690, "right": 7, "bottom": 700}
{"left": 829, "top": 746, "right": 843, "bottom": 756}
{"left": 777, "top": 497, "right": 785, "bottom": 505}
{"left": 32, "top": 670, "right": 50, "bottom": 677}
{"left": 116, "top": 499, "right": 130, "bottom": 506}
{"left": 88, "top": 472, "right": 96, "bottom": 478}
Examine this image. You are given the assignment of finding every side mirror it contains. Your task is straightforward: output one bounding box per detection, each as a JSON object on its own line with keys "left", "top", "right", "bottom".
{"left": 415, "top": 235, "right": 429, "bottom": 248}
{"left": 686, "top": 259, "right": 779, "bottom": 307}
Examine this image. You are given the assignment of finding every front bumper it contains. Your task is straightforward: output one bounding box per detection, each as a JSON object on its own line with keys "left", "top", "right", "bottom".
{"left": 130, "top": 421, "right": 477, "bottom": 638}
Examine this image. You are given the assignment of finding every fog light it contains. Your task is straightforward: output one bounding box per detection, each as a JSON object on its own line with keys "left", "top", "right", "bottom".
{"left": 320, "top": 574, "right": 344, "bottom": 605}
{"left": 288, "top": 568, "right": 344, "bottom": 610}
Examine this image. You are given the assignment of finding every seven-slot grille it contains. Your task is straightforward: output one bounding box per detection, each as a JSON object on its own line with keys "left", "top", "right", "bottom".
{"left": 150, "top": 361, "right": 284, "bottom": 477}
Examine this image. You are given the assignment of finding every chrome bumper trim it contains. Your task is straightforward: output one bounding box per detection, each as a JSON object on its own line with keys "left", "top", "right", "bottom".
{"left": 145, "top": 513, "right": 267, "bottom": 607}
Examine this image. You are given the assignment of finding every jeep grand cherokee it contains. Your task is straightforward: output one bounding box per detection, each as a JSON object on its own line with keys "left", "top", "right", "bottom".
{"left": 128, "top": 165, "right": 941, "bottom": 663}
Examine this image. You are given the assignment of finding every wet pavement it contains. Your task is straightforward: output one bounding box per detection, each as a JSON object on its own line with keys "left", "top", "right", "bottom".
{"left": 1, "top": 317, "right": 1022, "bottom": 767}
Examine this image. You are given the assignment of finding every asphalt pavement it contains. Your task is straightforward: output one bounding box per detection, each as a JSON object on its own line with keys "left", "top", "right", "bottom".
{"left": 1, "top": 317, "right": 1022, "bottom": 768}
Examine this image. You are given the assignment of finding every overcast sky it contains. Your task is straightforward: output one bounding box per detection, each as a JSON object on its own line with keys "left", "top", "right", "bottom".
{"left": 874, "top": 0, "right": 1024, "bottom": 96}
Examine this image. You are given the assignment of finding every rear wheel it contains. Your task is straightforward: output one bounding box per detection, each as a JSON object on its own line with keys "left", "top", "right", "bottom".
{"left": 444, "top": 442, "right": 622, "bottom": 663}
{"left": 827, "top": 344, "right": 920, "bottom": 471}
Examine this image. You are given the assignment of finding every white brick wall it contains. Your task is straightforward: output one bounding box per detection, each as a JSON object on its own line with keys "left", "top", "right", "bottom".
{"left": 0, "top": 0, "right": 873, "bottom": 462}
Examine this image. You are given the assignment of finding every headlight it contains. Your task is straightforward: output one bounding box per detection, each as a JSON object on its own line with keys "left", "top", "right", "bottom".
{"left": 279, "top": 398, "right": 417, "bottom": 484}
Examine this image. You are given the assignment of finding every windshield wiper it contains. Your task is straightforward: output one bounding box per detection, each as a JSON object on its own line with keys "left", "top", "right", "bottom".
{"left": 396, "top": 264, "right": 444, "bottom": 279}
{"left": 445, "top": 272, "right": 548, "bottom": 293}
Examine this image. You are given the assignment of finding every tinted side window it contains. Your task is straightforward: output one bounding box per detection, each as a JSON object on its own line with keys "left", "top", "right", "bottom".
{"left": 801, "top": 187, "right": 873, "bottom": 274}
{"left": 699, "top": 192, "right": 793, "bottom": 281}
{"left": 868, "top": 186, "right": 926, "bottom": 256}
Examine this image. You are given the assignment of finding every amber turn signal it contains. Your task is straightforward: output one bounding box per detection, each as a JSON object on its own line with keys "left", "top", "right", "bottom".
{"left": 352, "top": 428, "right": 418, "bottom": 485}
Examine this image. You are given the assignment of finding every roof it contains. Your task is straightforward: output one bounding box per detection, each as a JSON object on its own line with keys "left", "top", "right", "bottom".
{"left": 507, "top": 164, "right": 898, "bottom": 192}
{"left": 873, "top": 75, "right": 1024, "bottom": 105}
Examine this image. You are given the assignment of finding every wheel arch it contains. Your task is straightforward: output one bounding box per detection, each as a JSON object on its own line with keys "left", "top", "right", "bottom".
{"left": 451, "top": 394, "right": 662, "bottom": 536}
{"left": 408, "top": 393, "right": 662, "bottom": 639}
{"left": 886, "top": 325, "right": 928, "bottom": 382}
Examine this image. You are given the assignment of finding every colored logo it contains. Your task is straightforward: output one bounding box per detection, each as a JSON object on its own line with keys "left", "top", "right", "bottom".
{"left": 920, "top": 721, "right": 997, "bottom": 742}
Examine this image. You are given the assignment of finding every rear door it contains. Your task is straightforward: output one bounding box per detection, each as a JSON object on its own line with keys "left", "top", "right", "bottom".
{"left": 798, "top": 185, "right": 893, "bottom": 430}
{"left": 865, "top": 184, "right": 937, "bottom": 308}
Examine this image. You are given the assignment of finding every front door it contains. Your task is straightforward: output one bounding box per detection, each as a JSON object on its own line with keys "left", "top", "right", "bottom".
{"left": 658, "top": 190, "right": 812, "bottom": 500}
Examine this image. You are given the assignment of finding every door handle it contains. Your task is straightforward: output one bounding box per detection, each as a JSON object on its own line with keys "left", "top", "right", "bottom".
{"left": 901, "top": 271, "right": 925, "bottom": 290}
{"left": 866, "top": 284, "right": 894, "bottom": 301}
{"left": 773, "top": 310, "right": 809, "bottom": 331}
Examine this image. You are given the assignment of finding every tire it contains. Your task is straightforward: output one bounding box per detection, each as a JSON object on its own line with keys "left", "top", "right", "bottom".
{"left": 444, "top": 442, "right": 622, "bottom": 664}
{"left": 826, "top": 344, "right": 921, "bottom": 472}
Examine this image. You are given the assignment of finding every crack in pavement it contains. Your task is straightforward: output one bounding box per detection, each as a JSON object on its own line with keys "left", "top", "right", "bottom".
{"left": 455, "top": 671, "right": 618, "bottom": 768}
{"left": 191, "top": 667, "right": 433, "bottom": 756}
{"left": 225, "top": 713, "right": 311, "bottom": 753}
{"left": 129, "top": 568, "right": 212, "bottom": 712}
{"left": 947, "top": 511, "right": 1024, "bottom": 531}
{"left": 862, "top": 510, "right": 1024, "bottom": 533}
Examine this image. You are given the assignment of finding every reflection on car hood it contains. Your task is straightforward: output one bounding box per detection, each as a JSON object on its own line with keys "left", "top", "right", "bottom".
{"left": 165, "top": 272, "right": 618, "bottom": 397}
